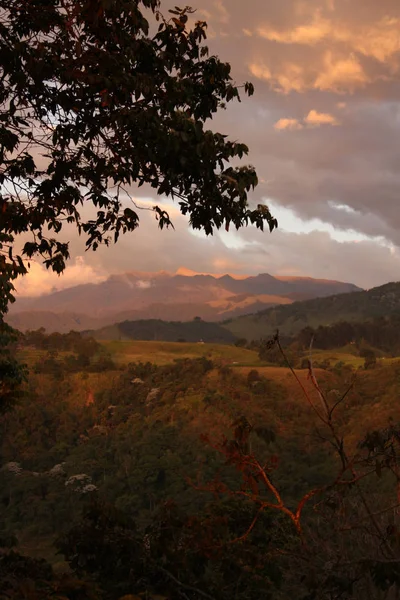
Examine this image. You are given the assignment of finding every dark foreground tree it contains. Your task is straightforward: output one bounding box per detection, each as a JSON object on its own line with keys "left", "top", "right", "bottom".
{"left": 0, "top": 0, "right": 277, "bottom": 409}
{"left": 0, "top": 0, "right": 277, "bottom": 311}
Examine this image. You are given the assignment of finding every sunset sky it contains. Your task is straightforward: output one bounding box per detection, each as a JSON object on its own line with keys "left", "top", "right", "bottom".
{"left": 17, "top": 0, "right": 400, "bottom": 296}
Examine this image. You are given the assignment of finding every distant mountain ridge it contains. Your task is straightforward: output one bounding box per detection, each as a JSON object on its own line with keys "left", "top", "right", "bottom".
{"left": 6, "top": 269, "right": 361, "bottom": 333}
{"left": 223, "top": 281, "right": 400, "bottom": 341}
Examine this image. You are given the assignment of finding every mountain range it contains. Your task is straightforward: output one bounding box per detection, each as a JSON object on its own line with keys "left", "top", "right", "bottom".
{"left": 7, "top": 268, "right": 361, "bottom": 333}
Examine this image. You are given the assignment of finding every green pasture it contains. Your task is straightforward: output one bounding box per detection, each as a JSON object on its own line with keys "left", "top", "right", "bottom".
{"left": 100, "top": 339, "right": 261, "bottom": 366}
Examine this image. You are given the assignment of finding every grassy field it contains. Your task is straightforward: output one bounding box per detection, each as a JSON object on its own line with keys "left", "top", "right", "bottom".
{"left": 101, "top": 339, "right": 262, "bottom": 366}
{"left": 19, "top": 339, "right": 398, "bottom": 372}
{"left": 309, "top": 349, "right": 400, "bottom": 369}
{"left": 310, "top": 349, "right": 364, "bottom": 368}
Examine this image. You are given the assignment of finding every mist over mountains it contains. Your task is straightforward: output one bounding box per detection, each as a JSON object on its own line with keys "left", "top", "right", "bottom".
{"left": 7, "top": 269, "right": 361, "bottom": 333}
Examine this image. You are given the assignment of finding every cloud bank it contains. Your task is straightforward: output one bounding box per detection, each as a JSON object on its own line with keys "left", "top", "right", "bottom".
{"left": 14, "top": 0, "right": 400, "bottom": 295}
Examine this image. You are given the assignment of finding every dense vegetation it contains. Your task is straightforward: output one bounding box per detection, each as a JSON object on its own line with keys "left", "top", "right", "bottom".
{"left": 251, "top": 314, "right": 400, "bottom": 372}
{"left": 3, "top": 331, "right": 400, "bottom": 598}
{"left": 89, "top": 318, "right": 238, "bottom": 344}
{"left": 294, "top": 314, "right": 400, "bottom": 354}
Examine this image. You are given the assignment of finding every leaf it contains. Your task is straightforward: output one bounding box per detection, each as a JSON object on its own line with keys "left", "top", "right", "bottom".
{"left": 0, "top": 0, "right": 274, "bottom": 332}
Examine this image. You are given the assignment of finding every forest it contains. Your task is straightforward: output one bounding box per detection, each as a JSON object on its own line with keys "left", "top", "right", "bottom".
{"left": 2, "top": 329, "right": 400, "bottom": 599}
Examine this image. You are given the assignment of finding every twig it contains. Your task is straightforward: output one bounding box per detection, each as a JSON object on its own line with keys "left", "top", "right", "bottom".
{"left": 308, "top": 336, "right": 330, "bottom": 418}
{"left": 276, "top": 336, "right": 326, "bottom": 423}
{"left": 226, "top": 505, "right": 265, "bottom": 544}
{"left": 158, "top": 566, "right": 216, "bottom": 600}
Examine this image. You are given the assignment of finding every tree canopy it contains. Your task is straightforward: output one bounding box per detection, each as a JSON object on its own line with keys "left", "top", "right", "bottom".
{"left": 0, "top": 0, "right": 277, "bottom": 315}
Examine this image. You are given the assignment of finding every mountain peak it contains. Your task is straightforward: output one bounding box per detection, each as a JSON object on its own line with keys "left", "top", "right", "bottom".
{"left": 7, "top": 268, "right": 362, "bottom": 334}
{"left": 175, "top": 267, "right": 249, "bottom": 280}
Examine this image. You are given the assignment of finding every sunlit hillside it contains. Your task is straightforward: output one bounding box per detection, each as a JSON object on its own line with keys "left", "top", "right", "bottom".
{"left": 224, "top": 281, "right": 400, "bottom": 339}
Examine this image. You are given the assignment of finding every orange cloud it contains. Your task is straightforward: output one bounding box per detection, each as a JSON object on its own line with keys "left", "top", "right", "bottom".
{"left": 214, "top": 0, "right": 229, "bottom": 24}
{"left": 315, "top": 52, "right": 367, "bottom": 92}
{"left": 251, "top": 9, "right": 400, "bottom": 93}
{"left": 258, "top": 13, "right": 330, "bottom": 45}
{"left": 274, "top": 118, "right": 303, "bottom": 130}
{"left": 250, "top": 51, "right": 367, "bottom": 94}
{"left": 275, "top": 109, "right": 340, "bottom": 131}
{"left": 257, "top": 12, "right": 400, "bottom": 63}
{"left": 248, "top": 62, "right": 271, "bottom": 81}
{"left": 14, "top": 257, "right": 107, "bottom": 297}
{"left": 304, "top": 109, "right": 340, "bottom": 126}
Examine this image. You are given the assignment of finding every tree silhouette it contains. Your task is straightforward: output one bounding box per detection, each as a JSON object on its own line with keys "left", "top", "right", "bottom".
{"left": 0, "top": 0, "right": 277, "bottom": 315}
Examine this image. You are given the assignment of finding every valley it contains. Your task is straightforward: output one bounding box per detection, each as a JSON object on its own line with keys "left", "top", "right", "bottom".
{"left": 3, "top": 327, "right": 400, "bottom": 599}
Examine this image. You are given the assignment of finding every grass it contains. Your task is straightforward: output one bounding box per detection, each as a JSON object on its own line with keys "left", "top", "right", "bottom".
{"left": 16, "top": 347, "right": 73, "bottom": 369}
{"left": 101, "top": 339, "right": 261, "bottom": 366}
{"left": 308, "top": 349, "right": 400, "bottom": 369}
{"left": 309, "top": 349, "right": 364, "bottom": 368}
{"left": 17, "top": 347, "right": 47, "bottom": 367}
{"left": 19, "top": 340, "right": 399, "bottom": 372}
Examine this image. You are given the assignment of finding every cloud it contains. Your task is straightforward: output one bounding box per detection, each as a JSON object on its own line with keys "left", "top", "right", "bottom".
{"left": 136, "top": 280, "right": 153, "bottom": 289}
{"left": 258, "top": 13, "right": 331, "bottom": 45}
{"left": 248, "top": 63, "right": 272, "bottom": 82}
{"left": 245, "top": 6, "right": 400, "bottom": 94}
{"left": 214, "top": 0, "right": 229, "bottom": 24}
{"left": 249, "top": 52, "right": 368, "bottom": 94}
{"left": 256, "top": 13, "right": 400, "bottom": 65}
{"left": 13, "top": 197, "right": 400, "bottom": 296}
{"left": 314, "top": 52, "right": 368, "bottom": 92}
{"left": 304, "top": 109, "right": 340, "bottom": 126}
{"left": 249, "top": 62, "right": 308, "bottom": 94}
{"left": 275, "top": 110, "right": 339, "bottom": 130}
{"left": 12, "top": 0, "right": 400, "bottom": 296}
{"left": 14, "top": 257, "right": 107, "bottom": 297}
{"left": 274, "top": 118, "right": 303, "bottom": 130}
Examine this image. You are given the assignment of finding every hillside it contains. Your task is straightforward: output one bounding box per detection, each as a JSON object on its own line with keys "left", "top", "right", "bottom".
{"left": 89, "top": 318, "right": 238, "bottom": 344}
{"left": 3, "top": 333, "right": 400, "bottom": 599}
{"left": 7, "top": 269, "right": 361, "bottom": 333}
{"left": 224, "top": 281, "right": 400, "bottom": 340}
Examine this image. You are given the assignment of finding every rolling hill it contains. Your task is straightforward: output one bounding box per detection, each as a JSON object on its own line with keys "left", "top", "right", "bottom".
{"left": 89, "top": 318, "right": 237, "bottom": 344}
{"left": 223, "top": 281, "right": 400, "bottom": 340}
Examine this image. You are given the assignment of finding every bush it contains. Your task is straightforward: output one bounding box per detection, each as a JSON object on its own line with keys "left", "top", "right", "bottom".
{"left": 247, "top": 369, "right": 261, "bottom": 385}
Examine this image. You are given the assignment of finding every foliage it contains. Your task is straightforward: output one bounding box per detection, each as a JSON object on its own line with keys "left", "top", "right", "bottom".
{"left": 298, "top": 316, "right": 400, "bottom": 356}
{"left": 24, "top": 328, "right": 100, "bottom": 354}
{"left": 360, "top": 348, "right": 377, "bottom": 370}
{"left": 96, "top": 318, "right": 238, "bottom": 344}
{"left": 258, "top": 337, "right": 296, "bottom": 367}
{"left": 0, "top": 548, "right": 98, "bottom": 599}
{"left": 0, "top": 322, "right": 27, "bottom": 412}
{"left": 24, "top": 329, "right": 117, "bottom": 375}
{"left": 197, "top": 337, "right": 400, "bottom": 599}
{"left": 5, "top": 336, "right": 400, "bottom": 598}
{"left": 59, "top": 498, "right": 283, "bottom": 600}
{"left": 0, "top": 0, "right": 277, "bottom": 319}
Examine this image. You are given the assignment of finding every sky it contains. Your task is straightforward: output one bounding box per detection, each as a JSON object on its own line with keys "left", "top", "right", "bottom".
{"left": 16, "top": 0, "right": 400, "bottom": 295}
